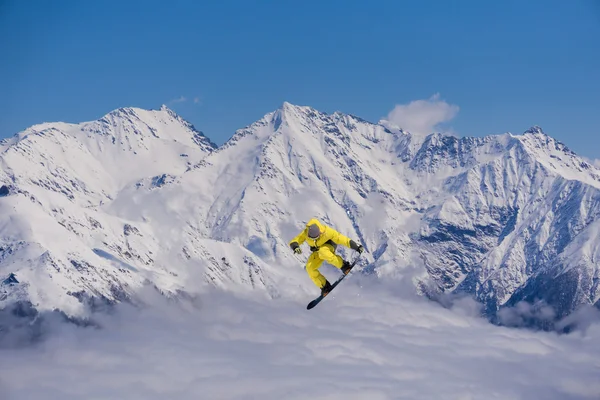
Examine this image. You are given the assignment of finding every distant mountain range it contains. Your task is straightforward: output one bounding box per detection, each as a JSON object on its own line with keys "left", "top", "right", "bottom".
{"left": 1, "top": 102, "right": 599, "bottom": 330}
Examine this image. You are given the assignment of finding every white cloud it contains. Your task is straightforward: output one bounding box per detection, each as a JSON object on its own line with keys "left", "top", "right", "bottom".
{"left": 594, "top": 159, "right": 600, "bottom": 168}
{"left": 170, "top": 96, "right": 187, "bottom": 104}
{"left": 384, "top": 93, "right": 459, "bottom": 135}
{"left": 1, "top": 282, "right": 599, "bottom": 399}
{"left": 168, "top": 96, "right": 202, "bottom": 105}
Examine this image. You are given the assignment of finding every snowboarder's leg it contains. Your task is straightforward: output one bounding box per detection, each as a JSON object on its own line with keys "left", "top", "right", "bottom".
{"left": 306, "top": 251, "right": 327, "bottom": 288}
{"left": 317, "top": 245, "right": 344, "bottom": 269}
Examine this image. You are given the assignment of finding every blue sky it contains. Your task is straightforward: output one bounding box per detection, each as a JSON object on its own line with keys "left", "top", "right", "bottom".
{"left": 1, "top": 0, "right": 599, "bottom": 158}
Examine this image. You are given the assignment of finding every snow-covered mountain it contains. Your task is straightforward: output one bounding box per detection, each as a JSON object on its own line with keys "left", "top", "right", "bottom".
{"left": 1, "top": 102, "right": 599, "bottom": 328}
{"left": 0, "top": 106, "right": 287, "bottom": 318}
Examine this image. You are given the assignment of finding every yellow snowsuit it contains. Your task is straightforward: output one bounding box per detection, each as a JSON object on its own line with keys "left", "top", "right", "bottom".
{"left": 289, "top": 218, "right": 353, "bottom": 288}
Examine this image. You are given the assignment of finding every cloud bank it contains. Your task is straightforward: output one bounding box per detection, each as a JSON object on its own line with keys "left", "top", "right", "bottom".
{"left": 384, "top": 93, "right": 459, "bottom": 135}
{"left": 1, "top": 277, "right": 599, "bottom": 400}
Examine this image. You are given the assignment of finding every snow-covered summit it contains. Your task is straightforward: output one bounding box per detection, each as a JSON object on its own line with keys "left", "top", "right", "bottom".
{"left": 0, "top": 105, "right": 217, "bottom": 203}
{"left": 513, "top": 125, "right": 600, "bottom": 188}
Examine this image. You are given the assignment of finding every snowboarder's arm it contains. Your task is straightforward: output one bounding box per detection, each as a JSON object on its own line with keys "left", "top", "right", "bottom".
{"left": 326, "top": 227, "right": 364, "bottom": 253}
{"left": 325, "top": 227, "right": 352, "bottom": 248}
{"left": 289, "top": 229, "right": 307, "bottom": 248}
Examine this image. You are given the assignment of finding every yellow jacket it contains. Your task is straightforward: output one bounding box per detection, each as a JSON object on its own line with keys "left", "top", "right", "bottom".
{"left": 289, "top": 218, "right": 352, "bottom": 251}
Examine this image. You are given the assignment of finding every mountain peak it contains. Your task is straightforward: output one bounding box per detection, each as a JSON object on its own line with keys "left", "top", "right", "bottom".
{"left": 158, "top": 104, "right": 183, "bottom": 120}
{"left": 524, "top": 125, "right": 545, "bottom": 135}
{"left": 105, "top": 106, "right": 141, "bottom": 119}
{"left": 268, "top": 101, "right": 324, "bottom": 131}
{"left": 104, "top": 105, "right": 178, "bottom": 121}
{"left": 281, "top": 101, "right": 304, "bottom": 110}
{"left": 278, "top": 101, "right": 320, "bottom": 117}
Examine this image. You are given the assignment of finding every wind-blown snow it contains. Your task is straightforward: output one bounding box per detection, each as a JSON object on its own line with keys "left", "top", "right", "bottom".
{"left": 1, "top": 279, "right": 599, "bottom": 400}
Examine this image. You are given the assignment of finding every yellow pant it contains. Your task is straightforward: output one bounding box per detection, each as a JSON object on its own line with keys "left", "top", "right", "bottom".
{"left": 306, "top": 244, "right": 344, "bottom": 288}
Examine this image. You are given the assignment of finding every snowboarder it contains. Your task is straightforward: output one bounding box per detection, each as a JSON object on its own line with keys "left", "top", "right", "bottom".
{"left": 289, "top": 218, "right": 364, "bottom": 296}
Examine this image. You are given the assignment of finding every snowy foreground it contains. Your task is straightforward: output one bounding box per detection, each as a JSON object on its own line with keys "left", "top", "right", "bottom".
{"left": 1, "top": 275, "right": 599, "bottom": 400}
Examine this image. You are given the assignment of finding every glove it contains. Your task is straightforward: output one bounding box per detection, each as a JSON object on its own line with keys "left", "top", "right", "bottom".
{"left": 350, "top": 240, "right": 364, "bottom": 254}
{"left": 290, "top": 242, "right": 302, "bottom": 254}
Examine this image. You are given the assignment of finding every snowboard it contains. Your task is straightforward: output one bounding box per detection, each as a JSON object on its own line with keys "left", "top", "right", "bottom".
{"left": 306, "top": 254, "right": 361, "bottom": 310}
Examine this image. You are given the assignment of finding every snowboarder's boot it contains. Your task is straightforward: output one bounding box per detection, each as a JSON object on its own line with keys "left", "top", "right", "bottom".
{"left": 341, "top": 260, "right": 353, "bottom": 275}
{"left": 321, "top": 280, "right": 333, "bottom": 296}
